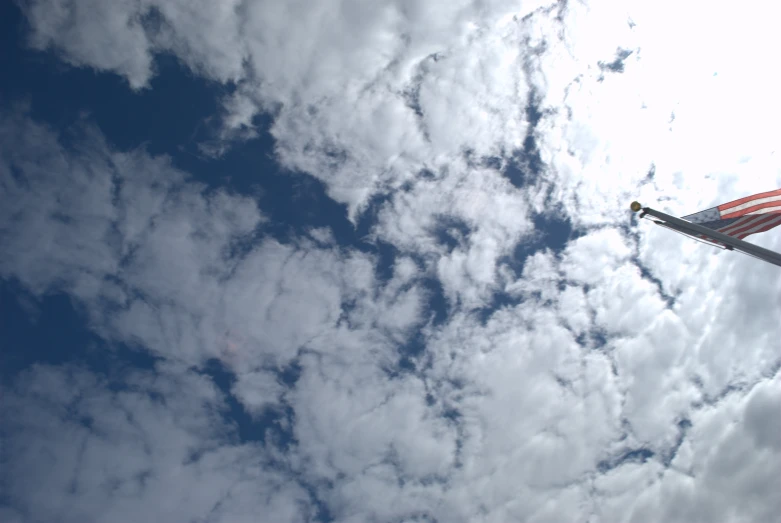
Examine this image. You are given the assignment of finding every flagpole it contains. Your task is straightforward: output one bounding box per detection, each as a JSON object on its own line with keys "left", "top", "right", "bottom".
{"left": 630, "top": 201, "right": 781, "bottom": 267}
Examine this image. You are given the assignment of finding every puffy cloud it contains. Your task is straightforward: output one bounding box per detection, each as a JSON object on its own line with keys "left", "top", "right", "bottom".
{"left": 5, "top": 0, "right": 781, "bottom": 521}
{"left": 2, "top": 102, "right": 780, "bottom": 523}
{"left": 376, "top": 160, "right": 533, "bottom": 308}
{"left": 0, "top": 363, "right": 312, "bottom": 523}
{"left": 0, "top": 106, "right": 261, "bottom": 302}
{"left": 594, "top": 375, "right": 781, "bottom": 523}
{"left": 0, "top": 110, "right": 446, "bottom": 521}
{"left": 0, "top": 107, "right": 420, "bottom": 374}
{"left": 18, "top": 0, "right": 554, "bottom": 218}
{"left": 20, "top": 0, "right": 154, "bottom": 89}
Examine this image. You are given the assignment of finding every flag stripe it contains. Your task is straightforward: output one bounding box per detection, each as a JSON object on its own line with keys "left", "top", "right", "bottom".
{"left": 720, "top": 214, "right": 778, "bottom": 237}
{"left": 733, "top": 214, "right": 781, "bottom": 239}
{"left": 745, "top": 203, "right": 781, "bottom": 215}
{"left": 721, "top": 198, "right": 781, "bottom": 219}
{"left": 694, "top": 214, "right": 781, "bottom": 243}
{"left": 717, "top": 188, "right": 781, "bottom": 214}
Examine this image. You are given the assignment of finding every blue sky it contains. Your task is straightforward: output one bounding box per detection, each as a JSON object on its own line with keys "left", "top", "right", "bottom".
{"left": 1, "top": 1, "right": 780, "bottom": 522}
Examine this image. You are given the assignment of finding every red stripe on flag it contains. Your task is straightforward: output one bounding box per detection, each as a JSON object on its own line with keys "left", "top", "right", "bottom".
{"left": 734, "top": 214, "right": 781, "bottom": 239}
{"left": 717, "top": 188, "right": 781, "bottom": 213}
{"left": 719, "top": 214, "right": 769, "bottom": 236}
{"left": 721, "top": 200, "right": 781, "bottom": 219}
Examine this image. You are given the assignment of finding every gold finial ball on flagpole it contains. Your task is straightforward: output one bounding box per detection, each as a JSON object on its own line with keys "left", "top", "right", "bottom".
{"left": 630, "top": 201, "right": 642, "bottom": 212}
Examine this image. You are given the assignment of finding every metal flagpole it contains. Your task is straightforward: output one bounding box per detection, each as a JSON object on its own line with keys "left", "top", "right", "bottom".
{"left": 651, "top": 220, "right": 732, "bottom": 250}
{"left": 630, "top": 201, "right": 781, "bottom": 267}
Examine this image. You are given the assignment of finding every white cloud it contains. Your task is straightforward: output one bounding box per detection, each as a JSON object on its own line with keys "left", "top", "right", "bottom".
{"left": 594, "top": 374, "right": 781, "bottom": 523}
{"left": 0, "top": 363, "right": 312, "bottom": 523}
{"left": 0, "top": 111, "right": 450, "bottom": 521}
{"left": 375, "top": 160, "right": 534, "bottom": 309}
{"left": 5, "top": 0, "right": 781, "bottom": 521}
{"left": 21, "top": 0, "right": 154, "bottom": 89}
{"left": 19, "top": 0, "right": 554, "bottom": 217}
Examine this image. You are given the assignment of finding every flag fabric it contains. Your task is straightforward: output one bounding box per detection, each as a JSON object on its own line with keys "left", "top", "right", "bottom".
{"left": 682, "top": 188, "right": 781, "bottom": 240}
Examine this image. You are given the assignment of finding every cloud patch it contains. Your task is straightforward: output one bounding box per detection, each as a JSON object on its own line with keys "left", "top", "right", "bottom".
{"left": 4, "top": 0, "right": 781, "bottom": 521}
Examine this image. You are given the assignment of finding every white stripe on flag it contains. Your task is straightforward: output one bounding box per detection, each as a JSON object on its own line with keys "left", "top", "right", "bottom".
{"left": 720, "top": 194, "right": 781, "bottom": 215}
{"left": 719, "top": 215, "right": 764, "bottom": 236}
{"left": 745, "top": 203, "right": 781, "bottom": 215}
{"left": 735, "top": 214, "right": 781, "bottom": 239}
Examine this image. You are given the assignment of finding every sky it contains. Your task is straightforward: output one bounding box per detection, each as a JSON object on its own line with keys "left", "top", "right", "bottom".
{"left": 1, "top": 0, "right": 780, "bottom": 522}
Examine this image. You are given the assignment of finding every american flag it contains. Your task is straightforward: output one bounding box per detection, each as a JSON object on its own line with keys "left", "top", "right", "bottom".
{"left": 682, "top": 188, "right": 781, "bottom": 241}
